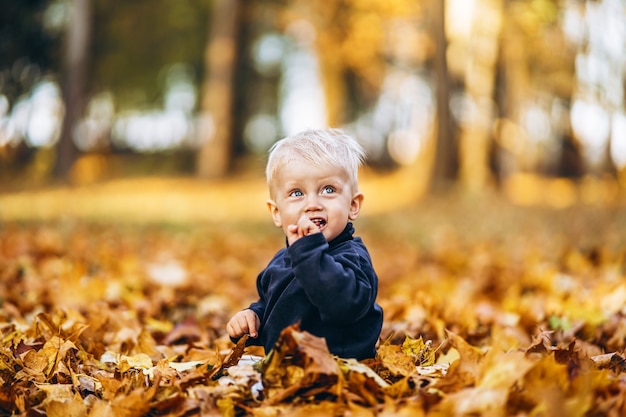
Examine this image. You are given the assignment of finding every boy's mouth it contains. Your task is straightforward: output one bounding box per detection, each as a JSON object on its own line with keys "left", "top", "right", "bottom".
{"left": 310, "top": 218, "right": 326, "bottom": 229}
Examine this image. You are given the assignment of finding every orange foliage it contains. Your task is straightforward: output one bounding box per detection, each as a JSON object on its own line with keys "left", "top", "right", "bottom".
{"left": 1, "top": 196, "right": 626, "bottom": 415}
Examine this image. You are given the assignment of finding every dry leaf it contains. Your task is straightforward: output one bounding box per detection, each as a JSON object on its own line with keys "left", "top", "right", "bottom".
{"left": 431, "top": 330, "right": 485, "bottom": 393}
{"left": 401, "top": 336, "right": 435, "bottom": 366}
{"left": 261, "top": 324, "right": 341, "bottom": 404}
{"left": 1, "top": 201, "right": 625, "bottom": 415}
{"left": 376, "top": 343, "right": 418, "bottom": 377}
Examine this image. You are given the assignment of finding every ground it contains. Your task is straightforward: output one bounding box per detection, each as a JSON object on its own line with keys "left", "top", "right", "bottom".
{"left": 0, "top": 174, "right": 625, "bottom": 415}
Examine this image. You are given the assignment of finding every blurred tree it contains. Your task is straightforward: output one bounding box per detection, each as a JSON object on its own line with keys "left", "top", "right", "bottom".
{"left": 196, "top": 0, "right": 242, "bottom": 178}
{"left": 2, "top": 0, "right": 618, "bottom": 192}
{"left": 429, "top": 0, "right": 458, "bottom": 193}
{"left": 54, "top": 0, "right": 210, "bottom": 179}
{"left": 494, "top": 0, "right": 529, "bottom": 183}
{"left": 231, "top": 1, "right": 283, "bottom": 157}
{"left": 53, "top": 0, "right": 91, "bottom": 179}
{"left": 496, "top": 0, "right": 582, "bottom": 181}
{"left": 0, "top": 0, "right": 58, "bottom": 103}
{"left": 273, "top": 0, "right": 427, "bottom": 165}
{"left": 458, "top": 0, "right": 503, "bottom": 191}
{"left": 566, "top": 0, "right": 622, "bottom": 178}
{"left": 91, "top": 0, "right": 208, "bottom": 109}
{"left": 0, "top": 0, "right": 60, "bottom": 177}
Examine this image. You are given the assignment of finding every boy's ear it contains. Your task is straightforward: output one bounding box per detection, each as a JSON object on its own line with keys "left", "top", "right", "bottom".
{"left": 348, "top": 192, "right": 364, "bottom": 220}
{"left": 267, "top": 199, "right": 282, "bottom": 227}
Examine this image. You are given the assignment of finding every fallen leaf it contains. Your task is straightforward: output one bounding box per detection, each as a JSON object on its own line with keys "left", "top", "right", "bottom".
{"left": 376, "top": 343, "right": 417, "bottom": 377}
{"left": 261, "top": 324, "right": 341, "bottom": 404}
{"left": 401, "top": 335, "right": 435, "bottom": 366}
{"left": 432, "top": 330, "right": 485, "bottom": 393}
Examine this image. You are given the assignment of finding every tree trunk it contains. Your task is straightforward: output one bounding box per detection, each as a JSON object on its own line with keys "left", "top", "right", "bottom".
{"left": 496, "top": 0, "right": 530, "bottom": 179}
{"left": 430, "top": 0, "right": 458, "bottom": 193}
{"left": 457, "top": 0, "right": 503, "bottom": 192}
{"left": 196, "top": 0, "right": 241, "bottom": 179}
{"left": 53, "top": 0, "right": 91, "bottom": 180}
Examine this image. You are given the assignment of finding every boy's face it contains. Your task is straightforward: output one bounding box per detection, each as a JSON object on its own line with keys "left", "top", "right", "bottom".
{"left": 267, "top": 161, "right": 363, "bottom": 243}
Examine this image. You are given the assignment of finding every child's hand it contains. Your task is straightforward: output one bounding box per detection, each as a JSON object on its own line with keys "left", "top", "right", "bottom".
{"left": 287, "top": 215, "right": 320, "bottom": 245}
{"left": 226, "top": 309, "right": 261, "bottom": 339}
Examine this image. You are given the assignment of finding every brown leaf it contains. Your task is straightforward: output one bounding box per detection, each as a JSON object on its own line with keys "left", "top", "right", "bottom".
{"left": 431, "top": 330, "right": 485, "bottom": 393}
{"left": 15, "top": 350, "right": 48, "bottom": 383}
{"left": 74, "top": 374, "right": 102, "bottom": 396}
{"left": 44, "top": 393, "right": 88, "bottom": 417}
{"left": 376, "top": 343, "right": 417, "bottom": 377}
{"left": 478, "top": 350, "right": 535, "bottom": 390}
{"left": 338, "top": 358, "right": 390, "bottom": 405}
{"left": 525, "top": 328, "right": 555, "bottom": 357}
{"left": 592, "top": 352, "right": 626, "bottom": 373}
{"left": 162, "top": 319, "right": 203, "bottom": 345}
{"left": 118, "top": 353, "right": 153, "bottom": 374}
{"left": 553, "top": 339, "right": 595, "bottom": 380}
{"left": 431, "top": 386, "right": 509, "bottom": 416}
{"left": 34, "top": 383, "right": 87, "bottom": 416}
{"left": 222, "top": 334, "right": 249, "bottom": 368}
{"left": 92, "top": 388, "right": 154, "bottom": 417}
{"left": 37, "top": 336, "right": 78, "bottom": 380}
{"left": 153, "top": 359, "right": 179, "bottom": 384}
{"left": 261, "top": 324, "right": 341, "bottom": 404}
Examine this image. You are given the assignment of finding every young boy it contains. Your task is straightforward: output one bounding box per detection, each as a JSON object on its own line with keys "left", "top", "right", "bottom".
{"left": 226, "top": 128, "right": 383, "bottom": 360}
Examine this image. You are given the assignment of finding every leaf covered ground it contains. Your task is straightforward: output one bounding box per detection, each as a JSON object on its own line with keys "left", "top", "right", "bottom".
{"left": 1, "top": 192, "right": 626, "bottom": 416}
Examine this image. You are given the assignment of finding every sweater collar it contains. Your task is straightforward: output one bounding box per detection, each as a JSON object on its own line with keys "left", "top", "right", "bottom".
{"left": 329, "top": 222, "right": 355, "bottom": 248}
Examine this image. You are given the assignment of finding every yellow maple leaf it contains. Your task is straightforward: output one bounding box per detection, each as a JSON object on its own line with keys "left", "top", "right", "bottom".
{"left": 118, "top": 353, "right": 153, "bottom": 373}
{"left": 401, "top": 335, "right": 436, "bottom": 366}
{"left": 376, "top": 343, "right": 416, "bottom": 377}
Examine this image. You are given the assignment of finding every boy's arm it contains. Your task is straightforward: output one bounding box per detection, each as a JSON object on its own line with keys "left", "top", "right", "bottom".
{"left": 288, "top": 233, "right": 377, "bottom": 324}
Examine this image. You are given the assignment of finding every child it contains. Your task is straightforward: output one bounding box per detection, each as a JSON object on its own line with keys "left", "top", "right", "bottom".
{"left": 226, "top": 128, "right": 383, "bottom": 360}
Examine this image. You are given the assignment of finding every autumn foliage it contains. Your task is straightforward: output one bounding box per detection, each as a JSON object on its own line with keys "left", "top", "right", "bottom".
{"left": 1, "top": 196, "right": 626, "bottom": 416}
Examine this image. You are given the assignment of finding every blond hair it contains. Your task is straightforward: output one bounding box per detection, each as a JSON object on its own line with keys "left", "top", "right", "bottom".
{"left": 266, "top": 128, "right": 366, "bottom": 193}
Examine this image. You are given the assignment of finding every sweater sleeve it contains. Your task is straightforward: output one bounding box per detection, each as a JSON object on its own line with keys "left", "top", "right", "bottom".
{"left": 287, "top": 232, "right": 377, "bottom": 324}
{"left": 237, "top": 271, "right": 268, "bottom": 347}
{"left": 248, "top": 269, "right": 268, "bottom": 322}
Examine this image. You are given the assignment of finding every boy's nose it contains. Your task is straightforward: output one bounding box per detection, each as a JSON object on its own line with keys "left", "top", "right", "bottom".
{"left": 304, "top": 194, "right": 322, "bottom": 211}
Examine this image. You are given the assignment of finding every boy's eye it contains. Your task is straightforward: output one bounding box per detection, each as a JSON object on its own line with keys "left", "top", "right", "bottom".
{"left": 321, "top": 186, "right": 335, "bottom": 194}
{"left": 289, "top": 190, "right": 304, "bottom": 197}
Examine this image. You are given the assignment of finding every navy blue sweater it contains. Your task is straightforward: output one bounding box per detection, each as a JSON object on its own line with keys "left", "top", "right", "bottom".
{"left": 244, "top": 222, "right": 383, "bottom": 360}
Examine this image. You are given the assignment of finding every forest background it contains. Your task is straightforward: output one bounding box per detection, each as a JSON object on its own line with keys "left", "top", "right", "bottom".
{"left": 1, "top": 0, "right": 625, "bottom": 193}
{"left": 1, "top": 0, "right": 626, "bottom": 415}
